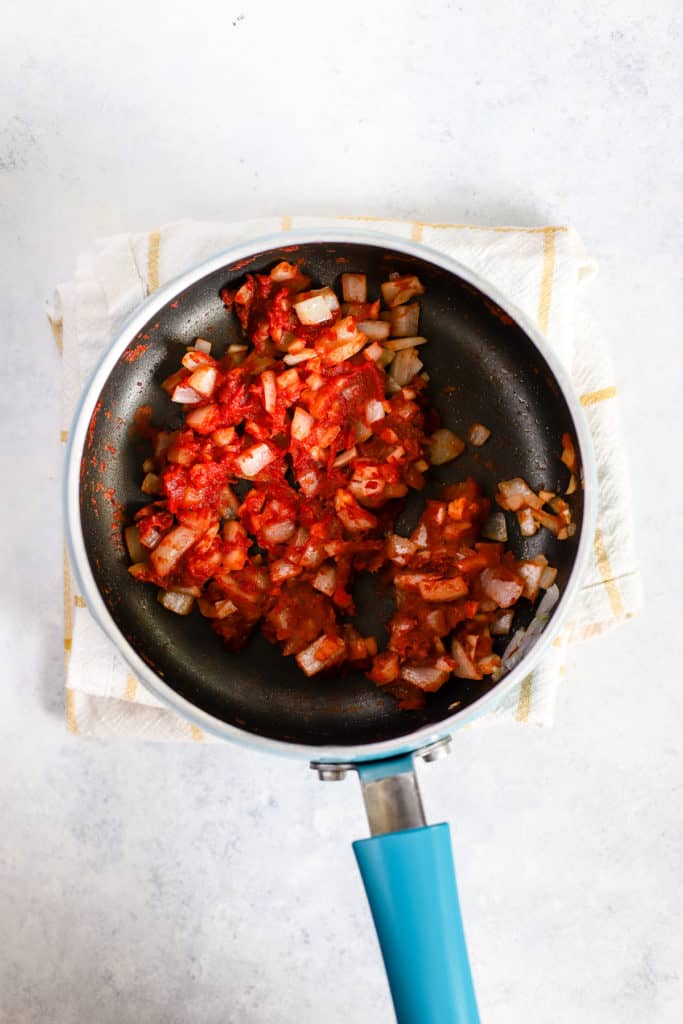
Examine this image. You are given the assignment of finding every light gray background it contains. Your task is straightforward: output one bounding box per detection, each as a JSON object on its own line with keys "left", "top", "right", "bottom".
{"left": 2, "top": 1, "right": 681, "bottom": 1021}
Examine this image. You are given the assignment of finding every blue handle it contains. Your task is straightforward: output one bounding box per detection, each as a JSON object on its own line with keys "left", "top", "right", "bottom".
{"left": 353, "top": 823, "right": 480, "bottom": 1024}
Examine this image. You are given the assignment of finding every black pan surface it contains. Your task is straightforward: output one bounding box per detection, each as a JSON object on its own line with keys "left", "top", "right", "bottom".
{"left": 79, "top": 241, "right": 584, "bottom": 747}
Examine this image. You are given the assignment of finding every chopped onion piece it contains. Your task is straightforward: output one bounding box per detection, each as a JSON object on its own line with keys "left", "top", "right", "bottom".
{"left": 540, "top": 565, "right": 558, "bottom": 589}
{"left": 332, "top": 446, "right": 358, "bottom": 468}
{"left": 467, "top": 422, "right": 491, "bottom": 447}
{"left": 261, "top": 370, "right": 277, "bottom": 414}
{"left": 313, "top": 563, "right": 337, "bottom": 596}
{"left": 194, "top": 338, "right": 212, "bottom": 354}
{"left": 124, "top": 525, "right": 146, "bottom": 563}
{"left": 491, "top": 609, "right": 514, "bottom": 635}
{"left": 496, "top": 478, "right": 543, "bottom": 511}
{"left": 482, "top": 512, "right": 508, "bottom": 542}
{"left": 429, "top": 429, "right": 465, "bottom": 465}
{"left": 341, "top": 273, "right": 367, "bottom": 303}
{"left": 291, "top": 406, "right": 314, "bottom": 440}
{"left": 157, "top": 590, "right": 195, "bottom": 615}
{"left": 357, "top": 320, "right": 391, "bottom": 341}
{"left": 293, "top": 294, "right": 333, "bottom": 325}
{"left": 150, "top": 525, "right": 200, "bottom": 576}
{"left": 283, "top": 350, "right": 316, "bottom": 366}
{"left": 228, "top": 344, "right": 248, "bottom": 354}
{"left": 480, "top": 569, "right": 524, "bottom": 608}
{"left": 142, "top": 457, "right": 155, "bottom": 474}
{"left": 390, "top": 303, "right": 420, "bottom": 338}
{"left": 365, "top": 399, "right": 385, "bottom": 424}
{"left": 187, "top": 366, "right": 217, "bottom": 397}
{"left": 235, "top": 443, "right": 276, "bottom": 478}
{"left": 418, "top": 576, "right": 468, "bottom": 602}
{"left": 561, "top": 432, "right": 578, "bottom": 474}
{"left": 381, "top": 274, "right": 425, "bottom": 308}
{"left": 262, "top": 520, "right": 296, "bottom": 545}
{"left": 141, "top": 472, "right": 161, "bottom": 495}
{"left": 383, "top": 336, "right": 429, "bottom": 352}
{"left": 353, "top": 420, "right": 373, "bottom": 443}
{"left": 517, "top": 508, "right": 539, "bottom": 537}
{"left": 363, "top": 341, "right": 384, "bottom": 362}
{"left": 390, "top": 347, "right": 423, "bottom": 387}
{"left": 296, "top": 634, "right": 346, "bottom": 676}
{"left": 401, "top": 662, "right": 451, "bottom": 691}
{"left": 516, "top": 561, "right": 545, "bottom": 601}
{"left": 451, "top": 639, "right": 482, "bottom": 680}
{"left": 171, "top": 384, "right": 202, "bottom": 404}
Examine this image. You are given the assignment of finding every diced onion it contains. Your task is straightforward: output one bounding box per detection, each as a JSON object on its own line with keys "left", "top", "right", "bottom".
{"left": 157, "top": 590, "right": 195, "bottom": 615}
{"left": 429, "top": 429, "right": 465, "bottom": 465}
{"left": 381, "top": 274, "right": 425, "bottom": 308}
{"left": 491, "top": 609, "right": 514, "bottom": 635}
{"left": 194, "top": 338, "right": 212, "bottom": 354}
{"left": 294, "top": 287, "right": 339, "bottom": 324}
{"left": 383, "top": 336, "right": 429, "bottom": 352}
{"left": 235, "top": 443, "right": 276, "bottom": 478}
{"left": 390, "top": 348, "right": 423, "bottom": 387}
{"left": 390, "top": 303, "right": 420, "bottom": 338}
{"left": 517, "top": 508, "right": 539, "bottom": 537}
{"left": 291, "top": 406, "right": 314, "bottom": 440}
{"left": 124, "top": 525, "right": 146, "bottom": 563}
{"left": 363, "top": 341, "right": 384, "bottom": 362}
{"left": 496, "top": 478, "right": 543, "bottom": 511}
{"left": 357, "top": 320, "right": 391, "bottom": 341}
{"left": 341, "top": 273, "right": 367, "bottom": 303}
{"left": 401, "top": 662, "right": 451, "bottom": 690}
{"left": 262, "top": 520, "right": 296, "bottom": 545}
{"left": 261, "top": 370, "right": 277, "bottom": 414}
{"left": 171, "top": 384, "right": 202, "bottom": 404}
{"left": 283, "top": 350, "right": 316, "bottom": 365}
{"left": 332, "top": 446, "right": 357, "bottom": 468}
{"left": 187, "top": 366, "right": 216, "bottom": 397}
{"left": 313, "top": 563, "right": 337, "bottom": 596}
{"left": 467, "top": 422, "right": 491, "bottom": 447}
{"left": 480, "top": 569, "right": 524, "bottom": 608}
{"left": 296, "top": 634, "right": 346, "bottom": 676}
{"left": 540, "top": 565, "right": 558, "bottom": 589}
{"left": 365, "top": 399, "right": 385, "bottom": 424}
{"left": 141, "top": 472, "right": 161, "bottom": 495}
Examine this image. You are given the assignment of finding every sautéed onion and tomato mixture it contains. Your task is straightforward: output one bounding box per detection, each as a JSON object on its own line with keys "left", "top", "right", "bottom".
{"left": 125, "top": 263, "right": 578, "bottom": 709}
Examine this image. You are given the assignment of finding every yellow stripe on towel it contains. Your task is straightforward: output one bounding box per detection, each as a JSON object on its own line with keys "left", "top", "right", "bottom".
{"left": 48, "top": 315, "right": 64, "bottom": 355}
{"left": 147, "top": 230, "right": 161, "bottom": 293}
{"left": 537, "top": 228, "right": 557, "bottom": 334}
{"left": 63, "top": 546, "right": 74, "bottom": 671}
{"left": 593, "top": 528, "right": 625, "bottom": 618}
{"left": 516, "top": 675, "right": 533, "bottom": 722}
{"left": 65, "top": 688, "right": 79, "bottom": 735}
{"left": 580, "top": 385, "right": 617, "bottom": 407}
{"left": 124, "top": 675, "right": 139, "bottom": 702}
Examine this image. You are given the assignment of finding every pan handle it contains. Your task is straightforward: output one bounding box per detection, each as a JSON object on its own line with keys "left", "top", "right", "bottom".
{"left": 352, "top": 757, "right": 480, "bottom": 1024}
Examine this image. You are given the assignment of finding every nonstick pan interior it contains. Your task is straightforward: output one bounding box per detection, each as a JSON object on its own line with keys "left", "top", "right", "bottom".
{"left": 78, "top": 240, "right": 585, "bottom": 747}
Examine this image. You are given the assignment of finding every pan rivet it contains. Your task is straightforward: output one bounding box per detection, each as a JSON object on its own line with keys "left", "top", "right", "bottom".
{"left": 310, "top": 762, "right": 355, "bottom": 781}
{"left": 418, "top": 737, "right": 452, "bottom": 763}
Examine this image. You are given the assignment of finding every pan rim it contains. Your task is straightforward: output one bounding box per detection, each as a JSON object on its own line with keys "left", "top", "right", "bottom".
{"left": 64, "top": 228, "right": 597, "bottom": 762}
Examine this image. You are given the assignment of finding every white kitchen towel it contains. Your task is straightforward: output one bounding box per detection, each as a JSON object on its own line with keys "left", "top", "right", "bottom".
{"left": 51, "top": 216, "right": 641, "bottom": 741}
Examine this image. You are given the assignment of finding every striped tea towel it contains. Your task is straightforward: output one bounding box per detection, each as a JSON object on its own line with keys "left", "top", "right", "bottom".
{"left": 51, "top": 216, "right": 641, "bottom": 741}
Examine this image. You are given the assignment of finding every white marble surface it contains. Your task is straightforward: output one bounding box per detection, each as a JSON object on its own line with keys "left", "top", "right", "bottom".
{"left": 2, "top": 1, "right": 681, "bottom": 1021}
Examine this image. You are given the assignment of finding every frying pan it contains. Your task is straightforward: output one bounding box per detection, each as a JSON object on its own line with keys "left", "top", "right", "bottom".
{"left": 65, "top": 231, "right": 596, "bottom": 1023}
